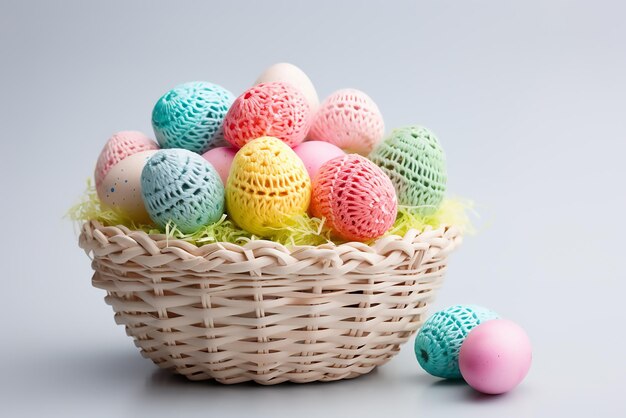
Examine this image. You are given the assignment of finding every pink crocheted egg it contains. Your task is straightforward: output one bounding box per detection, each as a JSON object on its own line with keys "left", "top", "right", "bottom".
{"left": 293, "top": 141, "right": 345, "bottom": 179}
{"left": 201, "top": 146, "right": 237, "bottom": 185}
{"left": 309, "top": 89, "right": 384, "bottom": 155}
{"left": 311, "top": 154, "right": 397, "bottom": 242}
{"left": 94, "top": 131, "right": 159, "bottom": 187}
{"left": 224, "top": 82, "right": 311, "bottom": 149}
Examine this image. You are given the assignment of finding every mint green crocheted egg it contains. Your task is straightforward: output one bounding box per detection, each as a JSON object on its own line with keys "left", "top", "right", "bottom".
{"left": 414, "top": 305, "right": 499, "bottom": 379}
{"left": 141, "top": 149, "right": 224, "bottom": 233}
{"left": 152, "top": 81, "right": 234, "bottom": 154}
{"left": 369, "top": 125, "right": 446, "bottom": 213}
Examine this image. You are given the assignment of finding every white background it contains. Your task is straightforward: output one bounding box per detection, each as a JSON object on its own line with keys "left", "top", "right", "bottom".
{"left": 1, "top": 1, "right": 624, "bottom": 416}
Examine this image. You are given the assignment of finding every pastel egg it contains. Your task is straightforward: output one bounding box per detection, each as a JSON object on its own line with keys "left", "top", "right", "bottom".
{"left": 141, "top": 149, "right": 225, "bottom": 233}
{"left": 254, "top": 62, "right": 319, "bottom": 112}
{"left": 309, "top": 89, "right": 384, "bottom": 155}
{"left": 414, "top": 305, "right": 499, "bottom": 379}
{"left": 94, "top": 131, "right": 158, "bottom": 187}
{"left": 293, "top": 141, "right": 345, "bottom": 179}
{"left": 310, "top": 154, "right": 397, "bottom": 242}
{"left": 459, "top": 319, "right": 532, "bottom": 394}
{"left": 152, "top": 81, "right": 235, "bottom": 154}
{"left": 201, "top": 146, "right": 237, "bottom": 185}
{"left": 96, "top": 150, "right": 157, "bottom": 224}
{"left": 369, "top": 125, "right": 447, "bottom": 214}
{"left": 224, "top": 82, "right": 311, "bottom": 149}
{"left": 226, "top": 136, "right": 311, "bottom": 237}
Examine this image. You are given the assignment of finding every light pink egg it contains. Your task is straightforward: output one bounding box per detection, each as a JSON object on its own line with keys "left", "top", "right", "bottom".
{"left": 293, "top": 141, "right": 345, "bottom": 179}
{"left": 94, "top": 131, "right": 159, "bottom": 187}
{"left": 97, "top": 150, "right": 157, "bottom": 224}
{"left": 459, "top": 319, "right": 532, "bottom": 395}
{"left": 201, "top": 146, "right": 237, "bottom": 185}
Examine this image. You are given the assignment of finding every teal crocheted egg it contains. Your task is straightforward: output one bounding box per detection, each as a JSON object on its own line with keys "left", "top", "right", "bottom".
{"left": 369, "top": 125, "right": 447, "bottom": 213}
{"left": 141, "top": 149, "right": 224, "bottom": 233}
{"left": 152, "top": 81, "right": 234, "bottom": 154}
{"left": 414, "top": 305, "right": 499, "bottom": 379}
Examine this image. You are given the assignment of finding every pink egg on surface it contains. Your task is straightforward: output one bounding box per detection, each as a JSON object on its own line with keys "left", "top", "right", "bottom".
{"left": 459, "top": 319, "right": 532, "bottom": 395}
{"left": 202, "top": 146, "right": 237, "bottom": 185}
{"left": 293, "top": 141, "right": 345, "bottom": 179}
{"left": 94, "top": 131, "right": 159, "bottom": 187}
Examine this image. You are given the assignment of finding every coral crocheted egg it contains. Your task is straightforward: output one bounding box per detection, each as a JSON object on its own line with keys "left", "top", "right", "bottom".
{"left": 309, "top": 89, "right": 384, "bottom": 155}
{"left": 414, "top": 305, "right": 499, "bottom": 379}
{"left": 141, "top": 149, "right": 225, "bottom": 234}
{"left": 224, "top": 82, "right": 311, "bottom": 149}
{"left": 293, "top": 141, "right": 345, "bottom": 179}
{"left": 310, "top": 154, "right": 397, "bottom": 242}
{"left": 152, "top": 81, "right": 235, "bottom": 154}
{"left": 94, "top": 131, "right": 158, "bottom": 187}
{"left": 226, "top": 136, "right": 311, "bottom": 237}
{"left": 97, "top": 150, "right": 157, "bottom": 224}
{"left": 255, "top": 62, "right": 320, "bottom": 112}
{"left": 369, "top": 125, "right": 447, "bottom": 213}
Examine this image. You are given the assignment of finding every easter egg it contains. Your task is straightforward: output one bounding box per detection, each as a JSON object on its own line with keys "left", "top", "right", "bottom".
{"left": 369, "top": 125, "right": 447, "bottom": 213}
{"left": 224, "top": 82, "right": 311, "bottom": 149}
{"left": 94, "top": 131, "right": 158, "bottom": 187}
{"left": 152, "top": 81, "right": 235, "bottom": 154}
{"left": 96, "top": 150, "right": 157, "bottom": 224}
{"left": 310, "top": 154, "right": 397, "bottom": 242}
{"left": 226, "top": 136, "right": 311, "bottom": 237}
{"left": 414, "top": 305, "right": 499, "bottom": 379}
{"left": 255, "top": 62, "right": 319, "bottom": 112}
{"left": 459, "top": 319, "right": 532, "bottom": 394}
{"left": 201, "top": 146, "right": 237, "bottom": 185}
{"left": 293, "top": 141, "right": 345, "bottom": 180}
{"left": 141, "top": 149, "right": 224, "bottom": 233}
{"left": 309, "top": 89, "right": 384, "bottom": 155}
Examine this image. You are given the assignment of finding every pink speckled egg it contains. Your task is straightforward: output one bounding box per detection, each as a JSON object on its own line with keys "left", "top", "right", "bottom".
{"left": 309, "top": 89, "right": 384, "bottom": 155}
{"left": 459, "top": 319, "right": 532, "bottom": 395}
{"left": 224, "top": 82, "right": 311, "bottom": 149}
{"left": 97, "top": 150, "right": 157, "bottom": 224}
{"left": 94, "top": 131, "right": 159, "bottom": 187}
{"left": 201, "top": 146, "right": 237, "bottom": 184}
{"left": 293, "top": 141, "right": 345, "bottom": 179}
{"left": 311, "top": 154, "right": 397, "bottom": 242}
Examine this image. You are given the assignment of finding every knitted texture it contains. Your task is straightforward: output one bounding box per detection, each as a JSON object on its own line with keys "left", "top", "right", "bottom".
{"left": 94, "top": 131, "right": 158, "bottom": 187}
{"left": 141, "top": 149, "right": 224, "bottom": 234}
{"left": 414, "top": 305, "right": 499, "bottom": 379}
{"left": 226, "top": 136, "right": 311, "bottom": 237}
{"left": 152, "top": 81, "right": 235, "bottom": 154}
{"left": 369, "top": 125, "right": 447, "bottom": 213}
{"left": 309, "top": 89, "right": 384, "bottom": 155}
{"left": 311, "top": 154, "right": 397, "bottom": 242}
{"left": 224, "top": 82, "right": 311, "bottom": 148}
{"left": 254, "top": 62, "right": 320, "bottom": 112}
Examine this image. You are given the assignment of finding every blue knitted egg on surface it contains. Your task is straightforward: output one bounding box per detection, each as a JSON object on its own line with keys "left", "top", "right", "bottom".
{"left": 414, "top": 305, "right": 499, "bottom": 379}
{"left": 141, "top": 149, "right": 224, "bottom": 233}
{"left": 152, "top": 81, "right": 235, "bottom": 154}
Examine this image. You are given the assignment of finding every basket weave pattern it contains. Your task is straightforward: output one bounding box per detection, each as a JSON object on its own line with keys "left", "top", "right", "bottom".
{"left": 79, "top": 221, "right": 461, "bottom": 385}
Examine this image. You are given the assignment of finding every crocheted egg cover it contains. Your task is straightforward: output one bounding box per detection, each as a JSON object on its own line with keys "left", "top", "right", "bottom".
{"left": 152, "top": 81, "right": 235, "bottom": 154}
{"left": 141, "top": 149, "right": 225, "bottom": 234}
{"left": 369, "top": 125, "right": 447, "bottom": 213}
{"left": 310, "top": 154, "right": 397, "bottom": 242}
{"left": 309, "top": 89, "right": 384, "bottom": 155}
{"left": 94, "top": 131, "right": 158, "bottom": 187}
{"left": 414, "top": 305, "right": 499, "bottom": 379}
{"left": 223, "top": 82, "right": 311, "bottom": 149}
{"left": 226, "top": 136, "right": 311, "bottom": 237}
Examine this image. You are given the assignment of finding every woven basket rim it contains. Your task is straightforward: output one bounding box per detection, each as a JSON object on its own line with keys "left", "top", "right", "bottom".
{"left": 81, "top": 219, "right": 461, "bottom": 254}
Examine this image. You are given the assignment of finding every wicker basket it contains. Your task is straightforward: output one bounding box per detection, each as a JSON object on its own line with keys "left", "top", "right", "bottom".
{"left": 79, "top": 220, "right": 461, "bottom": 385}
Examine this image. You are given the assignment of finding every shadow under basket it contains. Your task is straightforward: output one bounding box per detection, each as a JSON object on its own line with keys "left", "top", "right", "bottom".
{"left": 79, "top": 221, "right": 461, "bottom": 385}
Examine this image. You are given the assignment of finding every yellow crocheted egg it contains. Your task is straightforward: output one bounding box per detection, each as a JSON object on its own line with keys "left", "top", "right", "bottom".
{"left": 226, "top": 136, "right": 311, "bottom": 237}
